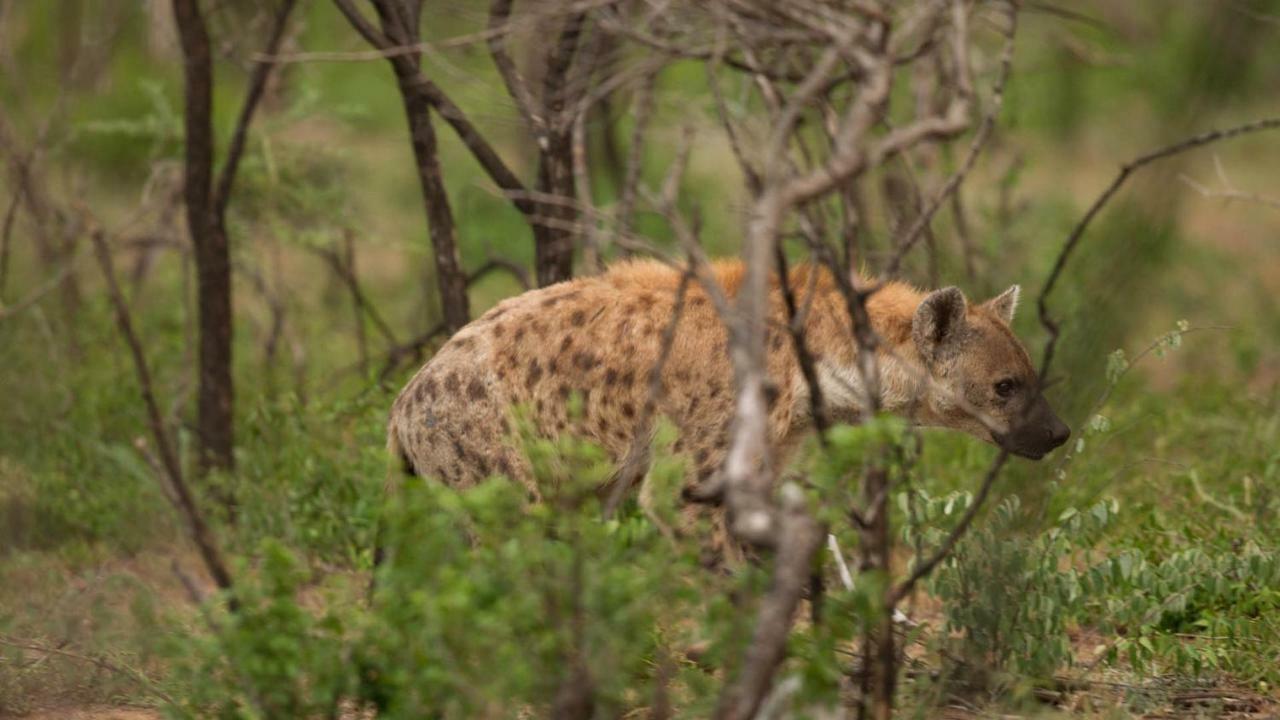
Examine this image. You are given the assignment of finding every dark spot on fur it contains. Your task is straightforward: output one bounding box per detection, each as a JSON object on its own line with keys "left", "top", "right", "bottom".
{"left": 424, "top": 377, "right": 438, "bottom": 398}
{"left": 451, "top": 437, "right": 468, "bottom": 462}
{"left": 570, "top": 309, "right": 586, "bottom": 326}
{"left": 498, "top": 457, "right": 513, "bottom": 477}
{"left": 604, "top": 369, "right": 619, "bottom": 386}
{"left": 673, "top": 439, "right": 684, "bottom": 452}
{"left": 454, "top": 336, "right": 474, "bottom": 350}
{"left": 444, "top": 372, "right": 460, "bottom": 394}
{"left": 413, "top": 384, "right": 427, "bottom": 404}
{"left": 526, "top": 360, "right": 543, "bottom": 389}
{"left": 536, "top": 398, "right": 545, "bottom": 413}
{"left": 573, "top": 351, "right": 598, "bottom": 371}
{"left": 698, "top": 467, "right": 714, "bottom": 482}
{"left": 547, "top": 357, "right": 558, "bottom": 374}
{"left": 694, "top": 448, "right": 709, "bottom": 464}
{"left": 769, "top": 333, "right": 784, "bottom": 351}
{"left": 707, "top": 385, "right": 721, "bottom": 400}
{"left": 620, "top": 370, "right": 635, "bottom": 387}
{"left": 467, "top": 378, "right": 487, "bottom": 401}
{"left": 637, "top": 293, "right": 657, "bottom": 309}
{"left": 599, "top": 418, "right": 611, "bottom": 434}
{"left": 675, "top": 370, "right": 690, "bottom": 383}
{"left": 560, "top": 335, "right": 573, "bottom": 353}
{"left": 558, "top": 384, "right": 571, "bottom": 400}
{"left": 688, "top": 396, "right": 700, "bottom": 414}
{"left": 492, "top": 324, "right": 505, "bottom": 338}
{"left": 765, "top": 384, "right": 780, "bottom": 409}
{"left": 500, "top": 417, "right": 511, "bottom": 434}
{"left": 514, "top": 327, "right": 526, "bottom": 342}
{"left": 621, "top": 402, "right": 635, "bottom": 419}
{"left": 690, "top": 296, "right": 706, "bottom": 307}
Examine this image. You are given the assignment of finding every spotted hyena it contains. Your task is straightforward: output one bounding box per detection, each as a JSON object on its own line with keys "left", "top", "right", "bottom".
{"left": 388, "top": 260, "right": 1069, "bottom": 509}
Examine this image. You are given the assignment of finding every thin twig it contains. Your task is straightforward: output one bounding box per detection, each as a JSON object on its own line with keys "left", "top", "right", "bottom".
{"left": 0, "top": 636, "right": 174, "bottom": 704}
{"left": 1036, "top": 116, "right": 1280, "bottom": 383}
{"left": 212, "top": 0, "right": 298, "bottom": 219}
{"left": 883, "top": 0, "right": 1018, "bottom": 278}
{"left": 89, "top": 228, "right": 237, "bottom": 606}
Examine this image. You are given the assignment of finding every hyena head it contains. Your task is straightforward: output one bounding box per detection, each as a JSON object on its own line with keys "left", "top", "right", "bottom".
{"left": 910, "top": 284, "right": 1070, "bottom": 460}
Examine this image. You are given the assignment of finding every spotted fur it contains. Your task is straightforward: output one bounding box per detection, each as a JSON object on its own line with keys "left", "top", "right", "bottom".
{"left": 388, "top": 259, "right": 1067, "bottom": 511}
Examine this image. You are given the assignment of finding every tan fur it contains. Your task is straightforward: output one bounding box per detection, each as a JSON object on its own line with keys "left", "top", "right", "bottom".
{"left": 388, "top": 259, "right": 1043, "bottom": 500}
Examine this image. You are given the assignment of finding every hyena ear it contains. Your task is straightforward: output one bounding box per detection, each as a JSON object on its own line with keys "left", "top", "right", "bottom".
{"left": 983, "top": 284, "right": 1020, "bottom": 324}
{"left": 913, "top": 287, "right": 967, "bottom": 357}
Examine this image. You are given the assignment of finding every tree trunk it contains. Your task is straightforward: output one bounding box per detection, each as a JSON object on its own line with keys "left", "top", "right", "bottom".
{"left": 172, "top": 0, "right": 235, "bottom": 474}
{"left": 359, "top": 0, "right": 469, "bottom": 332}
{"left": 392, "top": 66, "right": 469, "bottom": 332}
{"left": 533, "top": 129, "right": 577, "bottom": 286}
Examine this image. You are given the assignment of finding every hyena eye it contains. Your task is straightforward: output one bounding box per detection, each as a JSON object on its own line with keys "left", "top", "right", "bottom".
{"left": 994, "top": 378, "right": 1018, "bottom": 398}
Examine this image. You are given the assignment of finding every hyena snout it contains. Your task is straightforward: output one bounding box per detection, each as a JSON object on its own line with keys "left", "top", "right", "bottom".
{"left": 999, "top": 397, "right": 1070, "bottom": 460}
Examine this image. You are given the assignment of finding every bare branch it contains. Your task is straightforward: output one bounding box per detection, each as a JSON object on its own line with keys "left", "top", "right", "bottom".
{"left": 617, "top": 69, "right": 659, "bottom": 237}
{"left": 487, "top": 0, "right": 545, "bottom": 135}
{"left": 0, "top": 249, "right": 85, "bottom": 322}
{"left": 89, "top": 228, "right": 236, "bottom": 606}
{"left": 1036, "top": 116, "right": 1280, "bottom": 382}
{"left": 1179, "top": 155, "right": 1280, "bottom": 210}
{"left": 0, "top": 635, "right": 174, "bottom": 704}
{"left": 883, "top": 0, "right": 1017, "bottom": 278}
{"left": 212, "top": 0, "right": 298, "bottom": 219}
{"left": 0, "top": 184, "right": 17, "bottom": 300}
{"left": 890, "top": 451, "right": 1009, "bottom": 605}
{"left": 714, "top": 487, "right": 824, "bottom": 720}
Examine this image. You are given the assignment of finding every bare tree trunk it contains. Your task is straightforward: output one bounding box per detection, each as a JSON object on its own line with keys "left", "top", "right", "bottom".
{"left": 533, "top": 133, "right": 577, "bottom": 286}
{"left": 171, "top": 0, "right": 297, "bottom": 477}
{"left": 171, "top": 0, "right": 234, "bottom": 476}
{"left": 531, "top": 10, "right": 586, "bottom": 286}
{"left": 334, "top": 0, "right": 470, "bottom": 332}
{"left": 390, "top": 58, "right": 469, "bottom": 332}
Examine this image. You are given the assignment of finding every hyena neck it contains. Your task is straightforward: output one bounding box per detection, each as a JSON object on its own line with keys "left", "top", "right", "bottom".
{"left": 791, "top": 269, "right": 931, "bottom": 422}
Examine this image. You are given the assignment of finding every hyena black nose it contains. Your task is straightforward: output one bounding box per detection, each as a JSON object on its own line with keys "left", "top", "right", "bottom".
{"left": 1048, "top": 419, "right": 1070, "bottom": 449}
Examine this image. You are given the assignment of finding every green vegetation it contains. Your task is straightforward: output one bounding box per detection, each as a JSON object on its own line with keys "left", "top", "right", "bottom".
{"left": 3, "top": 2, "right": 1280, "bottom": 718}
